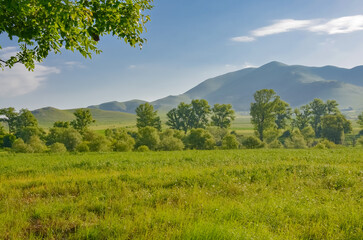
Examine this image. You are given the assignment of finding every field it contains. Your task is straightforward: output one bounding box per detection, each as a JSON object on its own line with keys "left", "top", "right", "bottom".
{"left": 0, "top": 149, "right": 362, "bottom": 239}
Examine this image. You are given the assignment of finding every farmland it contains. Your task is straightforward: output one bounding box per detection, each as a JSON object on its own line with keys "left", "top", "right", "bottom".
{"left": 0, "top": 149, "right": 362, "bottom": 239}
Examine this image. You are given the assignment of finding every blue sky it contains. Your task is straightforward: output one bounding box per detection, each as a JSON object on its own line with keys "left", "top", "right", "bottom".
{"left": 1, "top": 0, "right": 363, "bottom": 110}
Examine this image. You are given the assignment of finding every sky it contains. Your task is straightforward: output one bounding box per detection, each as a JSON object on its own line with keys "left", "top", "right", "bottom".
{"left": 1, "top": 0, "right": 363, "bottom": 110}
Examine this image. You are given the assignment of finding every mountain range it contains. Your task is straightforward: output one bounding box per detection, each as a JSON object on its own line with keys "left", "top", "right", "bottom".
{"left": 88, "top": 61, "right": 363, "bottom": 113}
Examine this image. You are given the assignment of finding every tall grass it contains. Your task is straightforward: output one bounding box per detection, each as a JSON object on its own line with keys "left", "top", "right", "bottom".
{"left": 0, "top": 149, "right": 362, "bottom": 239}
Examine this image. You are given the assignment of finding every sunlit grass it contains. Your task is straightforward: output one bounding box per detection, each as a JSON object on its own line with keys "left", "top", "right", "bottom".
{"left": 0, "top": 149, "right": 362, "bottom": 239}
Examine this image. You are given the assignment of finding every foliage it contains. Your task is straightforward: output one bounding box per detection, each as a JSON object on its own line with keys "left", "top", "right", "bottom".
{"left": 159, "top": 136, "right": 184, "bottom": 151}
{"left": 53, "top": 121, "right": 70, "bottom": 128}
{"left": 242, "top": 136, "right": 265, "bottom": 149}
{"left": 221, "top": 134, "right": 239, "bottom": 149}
{"left": 185, "top": 128, "right": 215, "bottom": 150}
{"left": 16, "top": 126, "right": 45, "bottom": 143}
{"left": 137, "top": 145, "right": 150, "bottom": 152}
{"left": 71, "top": 109, "right": 95, "bottom": 134}
{"left": 28, "top": 136, "right": 47, "bottom": 153}
{"left": 358, "top": 136, "right": 363, "bottom": 147}
{"left": 211, "top": 104, "right": 235, "bottom": 128}
{"left": 0, "top": 0, "right": 153, "bottom": 70}
{"left": 250, "top": 89, "right": 280, "bottom": 141}
{"left": 291, "top": 105, "right": 311, "bottom": 130}
{"left": 0, "top": 107, "right": 18, "bottom": 133}
{"left": 263, "top": 128, "right": 280, "bottom": 144}
{"left": 76, "top": 141, "right": 90, "bottom": 152}
{"left": 189, "top": 99, "right": 211, "bottom": 129}
{"left": 136, "top": 127, "right": 160, "bottom": 150}
{"left": 309, "top": 99, "right": 328, "bottom": 137}
{"left": 105, "top": 128, "right": 135, "bottom": 152}
{"left": 166, "top": 102, "right": 193, "bottom": 133}
{"left": 301, "top": 126, "right": 315, "bottom": 147}
{"left": 284, "top": 130, "right": 307, "bottom": 149}
{"left": 358, "top": 112, "right": 363, "bottom": 129}
{"left": 268, "top": 139, "right": 283, "bottom": 149}
{"left": 314, "top": 139, "right": 337, "bottom": 149}
{"left": 135, "top": 103, "right": 161, "bottom": 131}
{"left": 47, "top": 127, "right": 82, "bottom": 151}
{"left": 49, "top": 142, "right": 67, "bottom": 153}
{"left": 2, "top": 134, "right": 16, "bottom": 148}
{"left": 321, "top": 114, "right": 352, "bottom": 144}
{"left": 275, "top": 99, "right": 292, "bottom": 129}
{"left": 206, "top": 127, "right": 228, "bottom": 147}
{"left": 11, "top": 139, "right": 32, "bottom": 153}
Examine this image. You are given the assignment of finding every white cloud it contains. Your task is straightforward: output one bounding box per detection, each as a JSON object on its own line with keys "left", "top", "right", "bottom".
{"left": 309, "top": 15, "right": 363, "bottom": 34}
{"left": 128, "top": 65, "right": 137, "bottom": 69}
{"left": 252, "top": 19, "right": 314, "bottom": 37}
{"left": 0, "top": 64, "right": 60, "bottom": 97}
{"left": 232, "top": 15, "right": 363, "bottom": 42}
{"left": 231, "top": 36, "right": 255, "bottom": 42}
{"left": 64, "top": 61, "right": 86, "bottom": 69}
{"left": 0, "top": 46, "right": 18, "bottom": 60}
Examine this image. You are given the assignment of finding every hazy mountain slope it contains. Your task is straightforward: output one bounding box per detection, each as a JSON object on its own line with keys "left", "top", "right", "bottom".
{"left": 88, "top": 61, "right": 363, "bottom": 113}
{"left": 32, "top": 107, "right": 136, "bottom": 128}
{"left": 88, "top": 100, "right": 147, "bottom": 114}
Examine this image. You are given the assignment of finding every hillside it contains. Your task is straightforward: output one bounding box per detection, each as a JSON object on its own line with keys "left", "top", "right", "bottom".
{"left": 89, "top": 61, "right": 363, "bottom": 113}
{"left": 32, "top": 107, "right": 136, "bottom": 129}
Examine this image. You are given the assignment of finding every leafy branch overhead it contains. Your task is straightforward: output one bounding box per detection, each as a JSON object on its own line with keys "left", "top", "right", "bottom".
{"left": 0, "top": 0, "right": 153, "bottom": 70}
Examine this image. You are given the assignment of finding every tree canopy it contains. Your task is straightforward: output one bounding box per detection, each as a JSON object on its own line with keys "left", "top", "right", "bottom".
{"left": 0, "top": 0, "right": 153, "bottom": 70}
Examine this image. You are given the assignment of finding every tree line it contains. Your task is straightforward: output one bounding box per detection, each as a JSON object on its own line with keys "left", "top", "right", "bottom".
{"left": 0, "top": 89, "right": 363, "bottom": 153}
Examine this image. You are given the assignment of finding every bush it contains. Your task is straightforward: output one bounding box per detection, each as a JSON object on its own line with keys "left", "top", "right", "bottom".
{"left": 16, "top": 126, "right": 45, "bottom": 143}
{"left": 185, "top": 128, "right": 216, "bottom": 150}
{"left": 12, "top": 139, "right": 32, "bottom": 153}
{"left": 47, "top": 128, "right": 82, "bottom": 151}
{"left": 264, "top": 129, "right": 280, "bottom": 144}
{"left": 137, "top": 145, "right": 150, "bottom": 152}
{"left": 28, "top": 136, "right": 47, "bottom": 153}
{"left": 106, "top": 128, "right": 135, "bottom": 152}
{"left": 206, "top": 127, "right": 228, "bottom": 147}
{"left": 159, "top": 136, "right": 184, "bottom": 151}
{"left": 49, "top": 143, "right": 67, "bottom": 153}
{"left": 221, "top": 134, "right": 239, "bottom": 149}
{"left": 284, "top": 130, "right": 307, "bottom": 149}
{"left": 358, "top": 136, "right": 363, "bottom": 147}
{"left": 76, "top": 141, "right": 90, "bottom": 152}
{"left": 268, "top": 139, "right": 283, "bottom": 149}
{"left": 314, "top": 139, "right": 336, "bottom": 149}
{"left": 2, "top": 134, "right": 16, "bottom": 148}
{"left": 136, "top": 127, "right": 160, "bottom": 150}
{"left": 88, "top": 135, "right": 111, "bottom": 152}
{"left": 301, "top": 126, "right": 315, "bottom": 146}
{"left": 242, "top": 136, "right": 264, "bottom": 149}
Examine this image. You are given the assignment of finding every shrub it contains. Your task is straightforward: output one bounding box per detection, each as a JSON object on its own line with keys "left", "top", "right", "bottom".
{"left": 316, "top": 139, "right": 336, "bottom": 149}
{"left": 159, "top": 136, "right": 184, "bottom": 151}
{"left": 284, "top": 130, "right": 307, "bottom": 149}
{"left": 268, "top": 139, "right": 283, "bottom": 149}
{"left": 221, "top": 134, "right": 239, "bottom": 149}
{"left": 12, "top": 139, "right": 32, "bottom": 153}
{"left": 49, "top": 143, "right": 67, "bottom": 153}
{"left": 106, "top": 128, "right": 135, "bottom": 152}
{"left": 358, "top": 136, "right": 363, "bottom": 147}
{"left": 136, "top": 127, "right": 160, "bottom": 150}
{"left": 242, "top": 136, "right": 264, "bottom": 149}
{"left": 76, "top": 141, "right": 90, "bottom": 152}
{"left": 28, "top": 136, "right": 47, "bottom": 153}
{"left": 16, "top": 126, "right": 45, "bottom": 143}
{"left": 137, "top": 145, "right": 150, "bottom": 152}
{"left": 87, "top": 134, "right": 111, "bottom": 152}
{"left": 47, "top": 128, "right": 82, "bottom": 151}
{"left": 264, "top": 128, "right": 280, "bottom": 144}
{"left": 301, "top": 126, "right": 315, "bottom": 146}
{"left": 185, "top": 128, "right": 216, "bottom": 150}
{"left": 2, "top": 134, "right": 16, "bottom": 148}
{"left": 206, "top": 127, "right": 228, "bottom": 147}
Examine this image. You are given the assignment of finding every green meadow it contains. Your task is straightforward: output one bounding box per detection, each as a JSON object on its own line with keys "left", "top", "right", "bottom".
{"left": 0, "top": 149, "right": 362, "bottom": 239}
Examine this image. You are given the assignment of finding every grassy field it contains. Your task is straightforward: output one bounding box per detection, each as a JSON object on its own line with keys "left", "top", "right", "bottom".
{"left": 0, "top": 149, "right": 362, "bottom": 239}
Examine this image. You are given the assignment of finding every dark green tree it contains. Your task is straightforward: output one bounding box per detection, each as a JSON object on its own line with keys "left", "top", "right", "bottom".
{"left": 321, "top": 114, "right": 352, "bottom": 144}
{"left": 291, "top": 105, "right": 311, "bottom": 130}
{"left": 189, "top": 99, "right": 211, "bottom": 129}
{"left": 275, "top": 99, "right": 292, "bottom": 129}
{"left": 0, "top": 0, "right": 153, "bottom": 70}
{"left": 166, "top": 102, "right": 193, "bottom": 133}
{"left": 135, "top": 103, "right": 161, "bottom": 131}
{"left": 309, "top": 99, "right": 328, "bottom": 137}
{"left": 70, "top": 109, "right": 95, "bottom": 134}
{"left": 211, "top": 104, "right": 235, "bottom": 128}
{"left": 53, "top": 121, "right": 70, "bottom": 128}
{"left": 250, "top": 89, "right": 280, "bottom": 141}
{"left": 0, "top": 107, "right": 19, "bottom": 133}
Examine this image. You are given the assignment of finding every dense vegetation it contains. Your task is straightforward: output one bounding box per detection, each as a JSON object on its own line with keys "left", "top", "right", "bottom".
{"left": 0, "top": 89, "right": 362, "bottom": 153}
{"left": 0, "top": 149, "right": 362, "bottom": 239}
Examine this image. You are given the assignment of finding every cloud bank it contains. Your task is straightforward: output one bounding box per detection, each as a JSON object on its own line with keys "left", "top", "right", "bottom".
{"left": 232, "top": 15, "right": 363, "bottom": 42}
{"left": 0, "top": 64, "right": 60, "bottom": 97}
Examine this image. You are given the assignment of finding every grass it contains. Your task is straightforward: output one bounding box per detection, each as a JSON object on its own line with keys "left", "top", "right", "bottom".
{"left": 0, "top": 149, "right": 362, "bottom": 239}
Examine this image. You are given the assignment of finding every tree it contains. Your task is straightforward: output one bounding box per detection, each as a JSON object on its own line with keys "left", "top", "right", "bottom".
{"left": 0, "top": 0, "right": 153, "bottom": 70}
{"left": 166, "top": 102, "right": 193, "bottom": 133}
{"left": 321, "top": 114, "right": 352, "bottom": 144}
{"left": 53, "top": 121, "right": 70, "bottom": 128}
{"left": 291, "top": 105, "right": 311, "bottom": 130}
{"left": 105, "top": 128, "right": 135, "bottom": 152}
{"left": 326, "top": 100, "right": 340, "bottom": 114}
{"left": 358, "top": 112, "right": 363, "bottom": 129}
{"left": 250, "top": 89, "right": 280, "bottom": 141}
{"left": 221, "top": 134, "right": 239, "bottom": 149}
{"left": 71, "top": 109, "right": 95, "bottom": 134}
{"left": 211, "top": 104, "right": 235, "bottom": 128}
{"left": 275, "top": 99, "right": 292, "bottom": 129}
{"left": 185, "top": 128, "right": 215, "bottom": 150}
{"left": 135, "top": 103, "right": 161, "bottom": 131}
{"left": 136, "top": 126, "right": 160, "bottom": 150}
{"left": 309, "top": 99, "right": 328, "bottom": 137}
{"left": 0, "top": 107, "right": 19, "bottom": 133}
{"left": 189, "top": 99, "right": 210, "bottom": 129}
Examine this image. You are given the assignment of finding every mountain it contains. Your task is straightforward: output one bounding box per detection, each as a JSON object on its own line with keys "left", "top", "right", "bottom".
{"left": 89, "top": 61, "right": 363, "bottom": 113}
{"left": 88, "top": 99, "right": 147, "bottom": 114}
{"left": 32, "top": 107, "right": 136, "bottom": 128}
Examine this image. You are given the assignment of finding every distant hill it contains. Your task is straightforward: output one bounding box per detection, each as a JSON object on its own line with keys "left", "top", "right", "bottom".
{"left": 88, "top": 61, "right": 363, "bottom": 113}
{"left": 32, "top": 107, "right": 136, "bottom": 128}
